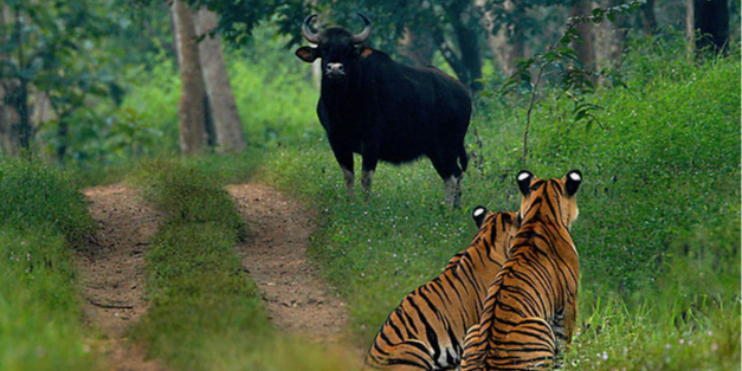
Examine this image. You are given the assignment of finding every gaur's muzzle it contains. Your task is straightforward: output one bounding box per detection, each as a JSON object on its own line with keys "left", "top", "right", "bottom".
{"left": 326, "top": 63, "right": 345, "bottom": 79}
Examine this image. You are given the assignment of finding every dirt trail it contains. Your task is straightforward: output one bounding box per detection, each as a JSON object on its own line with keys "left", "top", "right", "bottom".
{"left": 228, "top": 183, "right": 352, "bottom": 344}
{"left": 76, "top": 184, "right": 165, "bottom": 371}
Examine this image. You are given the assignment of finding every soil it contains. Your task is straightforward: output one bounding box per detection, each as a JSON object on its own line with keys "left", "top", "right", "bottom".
{"left": 227, "top": 183, "right": 352, "bottom": 344}
{"left": 76, "top": 184, "right": 165, "bottom": 371}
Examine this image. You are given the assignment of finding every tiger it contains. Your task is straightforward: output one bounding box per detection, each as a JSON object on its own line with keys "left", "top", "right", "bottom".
{"left": 460, "top": 169, "right": 583, "bottom": 371}
{"left": 363, "top": 207, "right": 520, "bottom": 371}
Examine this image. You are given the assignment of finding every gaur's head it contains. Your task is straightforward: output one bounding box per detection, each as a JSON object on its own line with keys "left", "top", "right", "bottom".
{"left": 295, "top": 13, "right": 372, "bottom": 83}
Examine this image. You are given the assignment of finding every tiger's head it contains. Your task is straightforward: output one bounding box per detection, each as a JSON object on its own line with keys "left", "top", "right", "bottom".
{"left": 470, "top": 206, "right": 519, "bottom": 258}
{"left": 516, "top": 170, "right": 582, "bottom": 230}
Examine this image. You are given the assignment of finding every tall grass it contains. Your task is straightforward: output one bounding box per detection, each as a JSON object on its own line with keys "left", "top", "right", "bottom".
{"left": 0, "top": 157, "right": 99, "bottom": 371}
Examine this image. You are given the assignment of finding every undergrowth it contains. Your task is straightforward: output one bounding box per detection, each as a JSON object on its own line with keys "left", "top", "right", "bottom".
{"left": 0, "top": 157, "right": 99, "bottom": 370}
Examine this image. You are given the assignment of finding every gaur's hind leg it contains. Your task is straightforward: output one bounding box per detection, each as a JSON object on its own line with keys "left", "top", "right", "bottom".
{"left": 361, "top": 144, "right": 380, "bottom": 197}
{"left": 429, "top": 152, "right": 463, "bottom": 208}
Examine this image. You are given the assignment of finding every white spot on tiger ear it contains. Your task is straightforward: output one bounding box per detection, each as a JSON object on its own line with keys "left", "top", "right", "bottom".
{"left": 569, "top": 172, "right": 582, "bottom": 182}
{"left": 473, "top": 207, "right": 485, "bottom": 217}
{"left": 517, "top": 172, "right": 531, "bottom": 181}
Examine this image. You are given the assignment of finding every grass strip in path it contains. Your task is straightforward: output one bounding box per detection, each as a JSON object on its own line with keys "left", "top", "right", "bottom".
{"left": 131, "top": 159, "right": 356, "bottom": 370}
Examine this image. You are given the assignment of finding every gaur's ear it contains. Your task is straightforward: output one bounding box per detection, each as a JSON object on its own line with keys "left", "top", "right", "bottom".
{"left": 472, "top": 206, "right": 487, "bottom": 228}
{"left": 295, "top": 46, "right": 319, "bottom": 63}
{"left": 516, "top": 170, "right": 534, "bottom": 196}
{"left": 564, "top": 170, "right": 582, "bottom": 196}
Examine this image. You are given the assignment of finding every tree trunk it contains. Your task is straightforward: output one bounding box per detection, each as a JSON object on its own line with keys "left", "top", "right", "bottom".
{"left": 446, "top": 1, "right": 483, "bottom": 92}
{"left": 172, "top": 0, "right": 208, "bottom": 154}
{"left": 477, "top": 0, "right": 525, "bottom": 78}
{"left": 194, "top": 8, "right": 246, "bottom": 153}
{"left": 0, "top": 4, "right": 20, "bottom": 155}
{"left": 690, "top": 0, "right": 729, "bottom": 54}
{"left": 398, "top": 25, "right": 435, "bottom": 68}
{"left": 570, "top": 0, "right": 595, "bottom": 71}
{"left": 595, "top": 0, "right": 629, "bottom": 67}
{"left": 640, "top": 0, "right": 658, "bottom": 34}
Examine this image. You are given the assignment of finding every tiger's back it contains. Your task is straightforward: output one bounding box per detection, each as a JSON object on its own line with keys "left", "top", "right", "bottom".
{"left": 461, "top": 170, "right": 583, "bottom": 371}
{"left": 364, "top": 209, "right": 519, "bottom": 371}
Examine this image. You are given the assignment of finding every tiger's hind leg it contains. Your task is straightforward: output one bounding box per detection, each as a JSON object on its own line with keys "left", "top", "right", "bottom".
{"left": 363, "top": 340, "right": 437, "bottom": 371}
{"left": 490, "top": 318, "right": 557, "bottom": 371}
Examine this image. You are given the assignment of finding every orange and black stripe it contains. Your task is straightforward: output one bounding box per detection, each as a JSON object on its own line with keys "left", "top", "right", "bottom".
{"left": 364, "top": 208, "right": 519, "bottom": 371}
{"left": 461, "top": 170, "right": 582, "bottom": 371}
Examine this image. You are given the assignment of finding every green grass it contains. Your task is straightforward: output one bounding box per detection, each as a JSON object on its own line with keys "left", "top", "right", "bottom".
{"left": 260, "top": 39, "right": 741, "bottom": 369}
{"left": 0, "top": 157, "right": 99, "bottom": 371}
{"left": 0, "top": 156, "right": 94, "bottom": 239}
{"left": 130, "top": 158, "right": 356, "bottom": 370}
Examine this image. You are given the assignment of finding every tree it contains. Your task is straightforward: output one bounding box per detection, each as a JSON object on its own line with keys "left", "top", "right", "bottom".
{"left": 171, "top": 0, "right": 208, "bottom": 154}
{"left": 0, "top": 0, "right": 120, "bottom": 157}
{"left": 194, "top": 8, "right": 246, "bottom": 153}
{"left": 687, "top": 0, "right": 729, "bottom": 54}
{"left": 571, "top": 0, "right": 596, "bottom": 70}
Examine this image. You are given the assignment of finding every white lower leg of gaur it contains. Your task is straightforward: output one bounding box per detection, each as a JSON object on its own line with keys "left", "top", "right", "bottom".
{"left": 342, "top": 166, "right": 355, "bottom": 197}
{"left": 444, "top": 175, "right": 462, "bottom": 208}
{"left": 361, "top": 170, "right": 374, "bottom": 195}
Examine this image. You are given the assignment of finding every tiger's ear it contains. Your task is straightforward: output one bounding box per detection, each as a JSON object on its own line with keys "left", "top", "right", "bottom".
{"left": 472, "top": 206, "right": 488, "bottom": 228}
{"left": 295, "top": 46, "right": 319, "bottom": 63}
{"left": 516, "top": 170, "right": 533, "bottom": 196}
{"left": 564, "top": 170, "right": 582, "bottom": 196}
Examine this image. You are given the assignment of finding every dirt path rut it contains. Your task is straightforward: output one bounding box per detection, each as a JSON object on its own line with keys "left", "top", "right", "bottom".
{"left": 228, "top": 183, "right": 351, "bottom": 344}
{"left": 76, "top": 185, "right": 165, "bottom": 371}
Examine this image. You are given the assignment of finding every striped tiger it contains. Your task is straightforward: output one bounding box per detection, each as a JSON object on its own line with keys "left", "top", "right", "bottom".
{"left": 363, "top": 207, "right": 520, "bottom": 371}
{"left": 461, "top": 170, "right": 583, "bottom": 371}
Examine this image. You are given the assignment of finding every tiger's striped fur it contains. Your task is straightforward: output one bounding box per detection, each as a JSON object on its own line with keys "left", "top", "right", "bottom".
{"left": 461, "top": 170, "right": 582, "bottom": 371}
{"left": 363, "top": 208, "right": 520, "bottom": 371}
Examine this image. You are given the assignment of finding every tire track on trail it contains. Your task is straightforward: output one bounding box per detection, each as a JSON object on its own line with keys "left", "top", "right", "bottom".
{"left": 228, "top": 183, "right": 353, "bottom": 345}
{"left": 76, "top": 184, "right": 165, "bottom": 371}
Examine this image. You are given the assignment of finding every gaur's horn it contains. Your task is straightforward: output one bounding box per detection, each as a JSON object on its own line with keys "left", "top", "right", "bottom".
{"left": 302, "top": 14, "right": 320, "bottom": 44}
{"left": 351, "top": 13, "right": 371, "bottom": 44}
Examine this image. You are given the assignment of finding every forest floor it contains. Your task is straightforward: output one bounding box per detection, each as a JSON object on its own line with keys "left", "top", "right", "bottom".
{"left": 75, "top": 183, "right": 358, "bottom": 370}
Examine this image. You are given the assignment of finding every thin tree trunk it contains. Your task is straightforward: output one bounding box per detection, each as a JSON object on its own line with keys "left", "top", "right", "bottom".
{"left": 477, "top": 0, "right": 524, "bottom": 78}
{"left": 194, "top": 8, "right": 246, "bottom": 153}
{"left": 398, "top": 25, "right": 435, "bottom": 68}
{"left": 596, "top": 0, "right": 629, "bottom": 67}
{"left": 570, "top": 0, "right": 595, "bottom": 70}
{"left": 640, "top": 0, "right": 657, "bottom": 34}
{"left": 447, "top": 2, "right": 483, "bottom": 92}
{"left": 172, "top": 0, "right": 207, "bottom": 154}
{"left": 0, "top": 4, "right": 20, "bottom": 155}
{"left": 691, "top": 0, "right": 729, "bottom": 54}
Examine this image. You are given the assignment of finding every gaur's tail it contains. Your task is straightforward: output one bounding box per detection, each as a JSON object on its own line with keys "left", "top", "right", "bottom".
{"left": 459, "top": 146, "right": 469, "bottom": 172}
